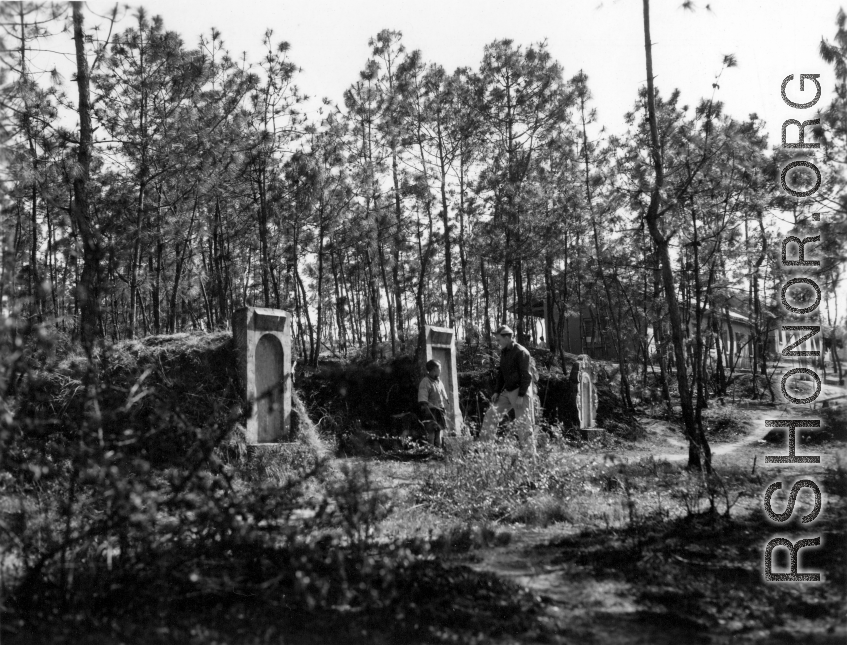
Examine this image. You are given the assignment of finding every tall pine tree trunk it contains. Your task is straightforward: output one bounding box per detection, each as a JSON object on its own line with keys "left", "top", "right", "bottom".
{"left": 391, "top": 151, "right": 405, "bottom": 342}
{"left": 437, "top": 127, "right": 456, "bottom": 329}
{"left": 481, "top": 257, "right": 492, "bottom": 348}
{"left": 71, "top": 2, "right": 100, "bottom": 357}
{"left": 544, "top": 249, "right": 557, "bottom": 353}
{"left": 128, "top": 182, "right": 145, "bottom": 338}
{"left": 458, "top": 161, "right": 471, "bottom": 327}
{"left": 641, "top": 0, "right": 709, "bottom": 471}
{"left": 19, "top": 6, "right": 45, "bottom": 324}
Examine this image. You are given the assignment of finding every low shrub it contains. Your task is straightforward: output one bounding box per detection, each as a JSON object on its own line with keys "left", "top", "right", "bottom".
{"left": 602, "top": 418, "right": 646, "bottom": 440}
{"left": 820, "top": 404, "right": 847, "bottom": 442}
{"left": 508, "top": 495, "right": 573, "bottom": 526}
{"left": 417, "top": 438, "right": 587, "bottom": 523}
{"left": 429, "top": 521, "right": 511, "bottom": 554}
{"left": 729, "top": 372, "right": 776, "bottom": 401}
{"left": 702, "top": 405, "right": 748, "bottom": 442}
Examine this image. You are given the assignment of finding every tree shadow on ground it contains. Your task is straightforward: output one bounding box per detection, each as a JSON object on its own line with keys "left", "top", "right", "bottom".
{"left": 3, "top": 555, "right": 553, "bottom": 645}
{"left": 544, "top": 501, "right": 846, "bottom": 642}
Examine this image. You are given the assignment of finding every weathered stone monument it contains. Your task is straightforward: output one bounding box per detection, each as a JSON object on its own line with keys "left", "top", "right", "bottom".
{"left": 424, "top": 325, "right": 464, "bottom": 435}
{"left": 575, "top": 354, "right": 603, "bottom": 440}
{"left": 233, "top": 307, "right": 292, "bottom": 443}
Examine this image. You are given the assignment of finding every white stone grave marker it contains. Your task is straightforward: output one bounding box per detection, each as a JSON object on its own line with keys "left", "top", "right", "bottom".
{"left": 233, "top": 307, "right": 292, "bottom": 443}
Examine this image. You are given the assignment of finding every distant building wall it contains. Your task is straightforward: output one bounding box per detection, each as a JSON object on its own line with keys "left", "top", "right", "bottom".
{"left": 538, "top": 300, "right": 831, "bottom": 371}
{"left": 542, "top": 299, "right": 618, "bottom": 361}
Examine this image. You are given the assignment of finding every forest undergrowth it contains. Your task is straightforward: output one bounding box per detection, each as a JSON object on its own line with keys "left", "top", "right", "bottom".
{"left": 2, "top": 331, "right": 846, "bottom": 644}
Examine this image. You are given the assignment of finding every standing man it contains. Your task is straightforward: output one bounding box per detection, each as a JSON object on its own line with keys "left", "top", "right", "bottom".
{"left": 417, "top": 359, "right": 450, "bottom": 448}
{"left": 480, "top": 325, "right": 536, "bottom": 455}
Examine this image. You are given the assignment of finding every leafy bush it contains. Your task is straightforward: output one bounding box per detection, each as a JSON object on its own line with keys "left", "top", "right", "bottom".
{"left": 0, "top": 329, "right": 418, "bottom": 641}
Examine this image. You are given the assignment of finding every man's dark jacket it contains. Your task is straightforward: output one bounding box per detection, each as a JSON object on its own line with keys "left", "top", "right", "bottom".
{"left": 495, "top": 342, "right": 532, "bottom": 397}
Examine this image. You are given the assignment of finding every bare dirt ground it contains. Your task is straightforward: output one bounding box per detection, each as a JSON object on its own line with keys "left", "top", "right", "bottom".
{"left": 371, "top": 378, "right": 847, "bottom": 644}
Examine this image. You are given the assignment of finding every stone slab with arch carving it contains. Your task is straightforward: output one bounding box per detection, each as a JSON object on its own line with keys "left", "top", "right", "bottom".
{"left": 232, "top": 307, "right": 292, "bottom": 444}
{"left": 575, "top": 354, "right": 602, "bottom": 439}
{"left": 424, "top": 325, "right": 464, "bottom": 436}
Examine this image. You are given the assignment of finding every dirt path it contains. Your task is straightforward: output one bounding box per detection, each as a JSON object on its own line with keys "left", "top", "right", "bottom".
{"left": 648, "top": 406, "right": 773, "bottom": 465}
{"left": 612, "top": 376, "right": 846, "bottom": 469}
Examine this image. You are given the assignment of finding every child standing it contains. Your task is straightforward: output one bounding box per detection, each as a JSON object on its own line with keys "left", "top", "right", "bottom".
{"left": 417, "top": 359, "right": 449, "bottom": 448}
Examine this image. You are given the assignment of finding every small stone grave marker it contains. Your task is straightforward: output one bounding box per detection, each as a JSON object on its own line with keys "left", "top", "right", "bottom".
{"left": 424, "top": 325, "right": 464, "bottom": 436}
{"left": 575, "top": 354, "right": 604, "bottom": 440}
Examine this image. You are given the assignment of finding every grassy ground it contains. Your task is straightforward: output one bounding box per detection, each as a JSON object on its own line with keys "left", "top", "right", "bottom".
{"left": 362, "top": 391, "right": 847, "bottom": 644}
{"left": 4, "top": 414, "right": 845, "bottom": 644}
